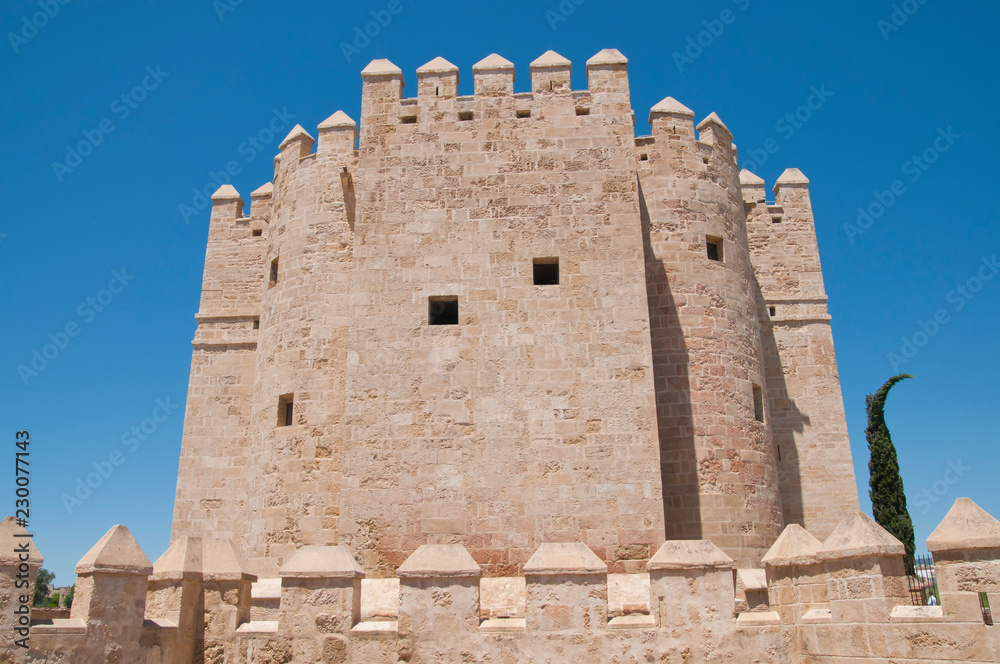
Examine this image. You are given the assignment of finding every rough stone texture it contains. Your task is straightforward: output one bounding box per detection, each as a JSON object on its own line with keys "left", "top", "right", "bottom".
{"left": 8, "top": 520, "right": 1000, "bottom": 662}
{"left": 0, "top": 518, "right": 40, "bottom": 663}
{"left": 170, "top": 50, "right": 863, "bottom": 578}
{"left": 18, "top": 48, "right": 993, "bottom": 664}
{"left": 743, "top": 168, "right": 860, "bottom": 541}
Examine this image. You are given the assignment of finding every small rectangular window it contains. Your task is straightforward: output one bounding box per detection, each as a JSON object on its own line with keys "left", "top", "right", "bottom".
{"left": 252, "top": 228, "right": 263, "bottom": 237}
{"left": 575, "top": 107, "right": 590, "bottom": 116}
{"left": 516, "top": 109, "right": 531, "bottom": 118}
{"left": 252, "top": 318, "right": 260, "bottom": 330}
{"left": 458, "top": 111, "right": 474, "bottom": 121}
{"left": 278, "top": 393, "right": 294, "bottom": 427}
{"left": 640, "top": 153, "right": 648, "bottom": 161}
{"left": 533, "top": 258, "right": 559, "bottom": 285}
{"left": 269, "top": 257, "right": 279, "bottom": 287}
{"left": 706, "top": 236, "right": 723, "bottom": 262}
{"left": 401, "top": 115, "right": 417, "bottom": 124}
{"left": 429, "top": 297, "right": 459, "bottom": 325}
{"left": 752, "top": 384, "right": 764, "bottom": 423}
{"left": 768, "top": 306, "right": 776, "bottom": 317}
{"left": 771, "top": 217, "right": 782, "bottom": 224}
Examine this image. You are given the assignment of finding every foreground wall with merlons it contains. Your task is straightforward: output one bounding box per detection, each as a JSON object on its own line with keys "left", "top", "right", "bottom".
{"left": 9, "top": 498, "right": 1000, "bottom": 663}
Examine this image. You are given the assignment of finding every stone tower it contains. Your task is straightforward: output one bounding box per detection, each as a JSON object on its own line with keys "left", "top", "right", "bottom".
{"left": 171, "top": 49, "right": 859, "bottom": 577}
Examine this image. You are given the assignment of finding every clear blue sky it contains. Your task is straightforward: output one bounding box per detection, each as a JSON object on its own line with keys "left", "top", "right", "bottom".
{"left": 2, "top": 0, "right": 997, "bottom": 584}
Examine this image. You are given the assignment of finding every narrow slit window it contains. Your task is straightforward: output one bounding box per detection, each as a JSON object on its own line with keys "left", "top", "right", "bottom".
{"left": 269, "top": 257, "right": 279, "bottom": 287}
{"left": 429, "top": 297, "right": 459, "bottom": 325}
{"left": 706, "top": 237, "right": 723, "bottom": 262}
{"left": 752, "top": 384, "right": 765, "bottom": 423}
{"left": 768, "top": 306, "right": 776, "bottom": 317}
{"left": 533, "top": 258, "right": 559, "bottom": 286}
{"left": 278, "top": 393, "right": 294, "bottom": 427}
{"left": 458, "top": 111, "right": 474, "bottom": 121}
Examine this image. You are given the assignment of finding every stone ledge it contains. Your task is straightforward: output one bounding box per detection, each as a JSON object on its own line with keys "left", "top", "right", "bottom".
{"left": 736, "top": 611, "right": 781, "bottom": 626}
{"left": 31, "top": 618, "right": 86, "bottom": 635}
{"left": 235, "top": 620, "right": 278, "bottom": 634}
{"left": 351, "top": 620, "right": 398, "bottom": 637}
{"left": 479, "top": 618, "right": 526, "bottom": 633}
{"left": 802, "top": 608, "right": 832, "bottom": 623}
{"left": 607, "top": 614, "right": 655, "bottom": 630}
{"left": 890, "top": 605, "right": 945, "bottom": 622}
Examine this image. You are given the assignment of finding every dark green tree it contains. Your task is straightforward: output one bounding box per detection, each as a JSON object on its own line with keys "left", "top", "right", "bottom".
{"left": 866, "top": 374, "right": 916, "bottom": 566}
{"left": 63, "top": 585, "right": 74, "bottom": 609}
{"left": 32, "top": 567, "right": 55, "bottom": 607}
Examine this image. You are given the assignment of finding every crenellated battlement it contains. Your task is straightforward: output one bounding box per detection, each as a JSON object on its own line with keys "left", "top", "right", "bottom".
{"left": 10, "top": 498, "right": 1000, "bottom": 663}
{"left": 174, "top": 46, "right": 861, "bottom": 617}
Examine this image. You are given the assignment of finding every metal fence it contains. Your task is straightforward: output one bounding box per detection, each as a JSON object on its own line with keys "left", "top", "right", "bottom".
{"left": 904, "top": 554, "right": 939, "bottom": 606}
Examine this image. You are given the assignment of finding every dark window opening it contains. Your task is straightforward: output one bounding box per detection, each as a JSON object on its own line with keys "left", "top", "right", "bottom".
{"left": 435, "top": 86, "right": 439, "bottom": 96}
{"left": 401, "top": 115, "right": 417, "bottom": 124}
{"left": 516, "top": 109, "right": 531, "bottom": 118}
{"left": 458, "top": 111, "right": 474, "bottom": 121}
{"left": 429, "top": 297, "right": 459, "bottom": 325}
{"left": 752, "top": 384, "right": 765, "bottom": 423}
{"left": 777, "top": 445, "right": 782, "bottom": 461}
{"left": 278, "top": 393, "right": 294, "bottom": 427}
{"left": 640, "top": 153, "right": 648, "bottom": 161}
{"left": 706, "top": 237, "right": 723, "bottom": 262}
{"left": 252, "top": 228, "right": 263, "bottom": 237}
{"left": 269, "top": 257, "right": 279, "bottom": 287}
{"left": 533, "top": 258, "right": 559, "bottom": 286}
{"left": 768, "top": 306, "right": 776, "bottom": 317}
{"left": 772, "top": 217, "right": 782, "bottom": 224}
{"left": 575, "top": 106, "right": 590, "bottom": 116}
{"left": 252, "top": 318, "right": 260, "bottom": 330}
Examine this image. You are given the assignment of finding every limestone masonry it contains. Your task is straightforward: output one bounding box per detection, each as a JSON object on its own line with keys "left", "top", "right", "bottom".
{"left": 173, "top": 48, "right": 858, "bottom": 579}
{"left": 11, "top": 50, "right": 999, "bottom": 663}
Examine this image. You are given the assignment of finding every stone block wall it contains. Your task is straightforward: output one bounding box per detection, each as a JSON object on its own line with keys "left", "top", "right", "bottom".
{"left": 7, "top": 498, "right": 1000, "bottom": 662}
{"left": 169, "top": 47, "right": 863, "bottom": 579}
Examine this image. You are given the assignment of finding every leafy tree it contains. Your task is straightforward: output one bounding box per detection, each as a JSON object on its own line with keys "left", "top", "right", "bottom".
{"left": 33, "top": 568, "right": 55, "bottom": 607}
{"left": 866, "top": 374, "right": 916, "bottom": 566}
{"left": 63, "top": 585, "right": 74, "bottom": 609}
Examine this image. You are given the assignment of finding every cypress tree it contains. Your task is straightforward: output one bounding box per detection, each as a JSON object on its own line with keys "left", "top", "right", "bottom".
{"left": 866, "top": 374, "right": 916, "bottom": 567}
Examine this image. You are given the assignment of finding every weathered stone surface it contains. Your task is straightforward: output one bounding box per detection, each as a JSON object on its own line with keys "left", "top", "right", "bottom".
{"left": 927, "top": 497, "right": 1000, "bottom": 553}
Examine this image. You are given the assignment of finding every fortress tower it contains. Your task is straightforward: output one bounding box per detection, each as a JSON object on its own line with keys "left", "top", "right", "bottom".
{"left": 171, "top": 50, "right": 859, "bottom": 578}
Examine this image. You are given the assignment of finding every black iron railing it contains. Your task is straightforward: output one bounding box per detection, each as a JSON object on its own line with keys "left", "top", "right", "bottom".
{"left": 904, "top": 554, "right": 939, "bottom": 606}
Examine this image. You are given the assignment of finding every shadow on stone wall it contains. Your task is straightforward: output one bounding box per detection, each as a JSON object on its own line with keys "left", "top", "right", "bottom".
{"left": 639, "top": 181, "right": 700, "bottom": 540}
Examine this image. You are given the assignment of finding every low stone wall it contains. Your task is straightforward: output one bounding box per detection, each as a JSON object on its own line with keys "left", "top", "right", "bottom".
{"left": 4, "top": 498, "right": 999, "bottom": 663}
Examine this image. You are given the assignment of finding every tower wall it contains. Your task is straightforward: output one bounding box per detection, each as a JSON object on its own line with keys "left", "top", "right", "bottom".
{"left": 742, "top": 170, "right": 859, "bottom": 540}
{"left": 171, "top": 189, "right": 264, "bottom": 543}
{"left": 338, "top": 52, "right": 665, "bottom": 576}
{"left": 637, "top": 105, "right": 783, "bottom": 568}
{"left": 171, "top": 50, "right": 860, "bottom": 578}
{"left": 242, "top": 120, "right": 358, "bottom": 576}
